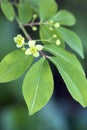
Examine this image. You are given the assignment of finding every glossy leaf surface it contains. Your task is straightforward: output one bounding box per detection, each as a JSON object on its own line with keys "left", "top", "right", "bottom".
{"left": 0, "top": 50, "right": 33, "bottom": 82}
{"left": 44, "top": 45, "right": 87, "bottom": 107}
{"left": 39, "top": 0, "right": 57, "bottom": 21}
{"left": 58, "top": 27, "right": 84, "bottom": 58}
{"left": 23, "top": 58, "right": 54, "bottom": 115}
{"left": 1, "top": 1, "right": 15, "bottom": 21}
{"left": 18, "top": 2, "right": 32, "bottom": 23}
{"left": 49, "top": 10, "right": 76, "bottom": 26}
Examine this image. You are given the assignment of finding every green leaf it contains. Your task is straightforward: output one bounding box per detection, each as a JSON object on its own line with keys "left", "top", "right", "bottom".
{"left": 1, "top": 1, "right": 15, "bottom": 21}
{"left": 44, "top": 45, "right": 87, "bottom": 107}
{"left": 49, "top": 57, "right": 87, "bottom": 107}
{"left": 44, "top": 45, "right": 85, "bottom": 75}
{"left": 25, "top": 0, "right": 40, "bottom": 13}
{"left": 22, "top": 58, "right": 54, "bottom": 115}
{"left": 40, "top": 25, "right": 65, "bottom": 48}
{"left": 0, "top": 50, "right": 33, "bottom": 83}
{"left": 58, "top": 27, "right": 84, "bottom": 58}
{"left": 18, "top": 2, "right": 33, "bottom": 23}
{"left": 39, "top": 0, "right": 57, "bottom": 21}
{"left": 49, "top": 10, "right": 76, "bottom": 26}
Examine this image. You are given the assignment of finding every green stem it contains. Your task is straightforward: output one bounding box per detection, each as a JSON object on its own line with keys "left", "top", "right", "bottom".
{"left": 36, "top": 36, "right": 55, "bottom": 43}
{"left": 23, "top": 22, "right": 49, "bottom": 27}
{"left": 36, "top": 39, "right": 50, "bottom": 43}
{"left": 40, "top": 51, "right": 47, "bottom": 58}
{"left": 16, "top": 17, "right": 32, "bottom": 40}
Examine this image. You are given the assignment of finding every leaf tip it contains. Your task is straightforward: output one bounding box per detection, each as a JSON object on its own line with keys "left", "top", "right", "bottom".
{"left": 29, "top": 111, "right": 33, "bottom": 116}
{"left": 79, "top": 50, "right": 84, "bottom": 59}
{"left": 28, "top": 109, "right": 36, "bottom": 116}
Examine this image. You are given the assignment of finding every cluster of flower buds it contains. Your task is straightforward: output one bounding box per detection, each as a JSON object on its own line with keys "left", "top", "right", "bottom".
{"left": 49, "top": 20, "right": 60, "bottom": 31}
{"left": 52, "top": 34, "right": 61, "bottom": 46}
{"left": 46, "top": 20, "right": 61, "bottom": 46}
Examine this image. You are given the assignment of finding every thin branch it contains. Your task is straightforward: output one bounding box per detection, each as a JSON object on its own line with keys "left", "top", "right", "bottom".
{"left": 16, "top": 16, "right": 32, "bottom": 40}
{"left": 39, "top": 51, "right": 47, "bottom": 58}
{"left": 23, "top": 22, "right": 49, "bottom": 27}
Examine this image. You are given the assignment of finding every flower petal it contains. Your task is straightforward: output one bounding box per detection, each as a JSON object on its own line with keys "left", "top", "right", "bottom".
{"left": 36, "top": 45, "right": 43, "bottom": 51}
{"left": 17, "top": 34, "right": 22, "bottom": 38}
{"left": 16, "top": 44, "right": 23, "bottom": 48}
{"left": 28, "top": 40, "right": 36, "bottom": 47}
{"left": 25, "top": 49, "right": 32, "bottom": 55}
{"left": 14, "top": 37, "right": 17, "bottom": 43}
{"left": 33, "top": 52, "right": 39, "bottom": 57}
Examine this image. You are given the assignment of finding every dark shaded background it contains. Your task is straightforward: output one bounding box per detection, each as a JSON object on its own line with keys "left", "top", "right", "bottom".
{"left": 0, "top": 0, "right": 87, "bottom": 130}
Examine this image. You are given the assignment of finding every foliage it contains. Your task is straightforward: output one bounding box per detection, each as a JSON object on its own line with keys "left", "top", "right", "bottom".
{"left": 0, "top": 0, "right": 87, "bottom": 115}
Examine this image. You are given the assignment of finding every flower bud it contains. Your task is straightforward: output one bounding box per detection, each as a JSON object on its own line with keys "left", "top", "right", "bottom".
{"left": 56, "top": 39, "right": 61, "bottom": 46}
{"left": 53, "top": 34, "right": 57, "bottom": 38}
{"left": 32, "top": 26, "right": 37, "bottom": 31}
{"left": 33, "top": 14, "right": 37, "bottom": 19}
{"left": 54, "top": 22, "right": 60, "bottom": 28}
{"left": 49, "top": 27, "right": 53, "bottom": 31}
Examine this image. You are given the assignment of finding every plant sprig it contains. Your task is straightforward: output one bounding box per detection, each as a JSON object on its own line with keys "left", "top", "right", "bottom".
{"left": 0, "top": 0, "right": 87, "bottom": 116}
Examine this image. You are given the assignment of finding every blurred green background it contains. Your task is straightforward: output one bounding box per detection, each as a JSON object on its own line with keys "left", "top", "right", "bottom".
{"left": 0, "top": 0, "right": 87, "bottom": 130}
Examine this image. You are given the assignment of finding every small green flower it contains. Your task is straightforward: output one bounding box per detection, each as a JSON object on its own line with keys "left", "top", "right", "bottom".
{"left": 25, "top": 40, "right": 43, "bottom": 57}
{"left": 14, "top": 34, "right": 25, "bottom": 48}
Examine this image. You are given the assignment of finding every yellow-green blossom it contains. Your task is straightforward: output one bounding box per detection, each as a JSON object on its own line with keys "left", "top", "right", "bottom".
{"left": 25, "top": 40, "right": 43, "bottom": 57}
{"left": 14, "top": 34, "right": 25, "bottom": 48}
